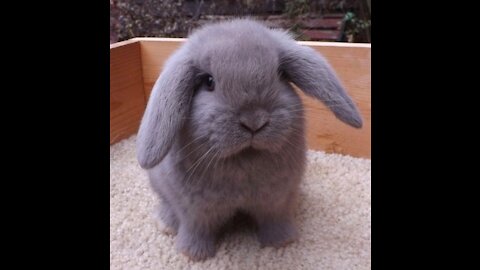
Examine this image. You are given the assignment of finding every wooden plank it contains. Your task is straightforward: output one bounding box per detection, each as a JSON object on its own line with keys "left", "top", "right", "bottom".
{"left": 301, "top": 18, "right": 343, "bottom": 29}
{"left": 134, "top": 38, "right": 370, "bottom": 158}
{"left": 301, "top": 29, "right": 341, "bottom": 41}
{"left": 138, "top": 39, "right": 184, "bottom": 99}
{"left": 110, "top": 41, "right": 146, "bottom": 144}
{"left": 110, "top": 38, "right": 140, "bottom": 49}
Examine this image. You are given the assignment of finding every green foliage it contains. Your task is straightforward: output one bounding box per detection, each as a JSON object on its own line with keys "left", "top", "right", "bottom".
{"left": 343, "top": 11, "right": 371, "bottom": 36}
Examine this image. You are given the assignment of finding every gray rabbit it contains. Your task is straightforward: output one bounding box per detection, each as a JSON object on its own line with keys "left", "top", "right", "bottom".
{"left": 136, "top": 19, "right": 362, "bottom": 261}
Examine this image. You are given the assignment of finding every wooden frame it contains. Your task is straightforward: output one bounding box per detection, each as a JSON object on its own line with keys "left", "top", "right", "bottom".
{"left": 110, "top": 38, "right": 371, "bottom": 159}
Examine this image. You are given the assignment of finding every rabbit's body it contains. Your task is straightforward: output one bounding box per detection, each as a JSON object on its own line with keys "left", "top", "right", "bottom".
{"left": 149, "top": 113, "right": 306, "bottom": 259}
{"left": 137, "top": 19, "right": 362, "bottom": 261}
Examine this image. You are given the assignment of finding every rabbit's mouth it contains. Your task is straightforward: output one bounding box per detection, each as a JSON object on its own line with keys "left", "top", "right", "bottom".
{"left": 225, "top": 144, "right": 271, "bottom": 159}
{"left": 213, "top": 135, "right": 285, "bottom": 159}
{"left": 235, "top": 145, "right": 271, "bottom": 158}
{"left": 250, "top": 137, "right": 272, "bottom": 151}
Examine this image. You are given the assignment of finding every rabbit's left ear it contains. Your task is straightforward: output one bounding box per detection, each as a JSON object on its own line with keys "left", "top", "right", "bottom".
{"left": 273, "top": 31, "right": 363, "bottom": 128}
{"left": 136, "top": 49, "right": 196, "bottom": 169}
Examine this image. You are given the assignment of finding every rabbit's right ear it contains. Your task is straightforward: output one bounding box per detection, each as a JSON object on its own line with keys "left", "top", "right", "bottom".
{"left": 270, "top": 29, "right": 363, "bottom": 128}
{"left": 136, "top": 48, "right": 196, "bottom": 169}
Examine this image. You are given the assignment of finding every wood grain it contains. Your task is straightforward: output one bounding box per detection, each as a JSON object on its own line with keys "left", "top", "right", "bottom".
{"left": 110, "top": 38, "right": 371, "bottom": 159}
{"left": 110, "top": 41, "right": 146, "bottom": 144}
{"left": 137, "top": 39, "right": 184, "bottom": 99}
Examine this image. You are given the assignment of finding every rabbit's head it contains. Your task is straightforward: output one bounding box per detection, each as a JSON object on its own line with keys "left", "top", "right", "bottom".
{"left": 137, "top": 19, "right": 363, "bottom": 169}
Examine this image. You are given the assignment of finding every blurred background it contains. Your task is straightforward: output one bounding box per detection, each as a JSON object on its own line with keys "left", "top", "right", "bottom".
{"left": 110, "top": 0, "right": 370, "bottom": 44}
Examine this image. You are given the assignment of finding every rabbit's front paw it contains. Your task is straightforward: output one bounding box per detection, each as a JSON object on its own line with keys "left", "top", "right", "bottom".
{"left": 176, "top": 230, "right": 216, "bottom": 261}
{"left": 257, "top": 221, "right": 298, "bottom": 248}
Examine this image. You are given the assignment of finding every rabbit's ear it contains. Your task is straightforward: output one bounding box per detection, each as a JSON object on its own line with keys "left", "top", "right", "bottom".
{"left": 136, "top": 49, "right": 196, "bottom": 169}
{"left": 275, "top": 32, "right": 363, "bottom": 128}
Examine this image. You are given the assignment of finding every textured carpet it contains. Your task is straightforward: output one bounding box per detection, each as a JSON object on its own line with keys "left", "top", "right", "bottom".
{"left": 110, "top": 135, "right": 371, "bottom": 270}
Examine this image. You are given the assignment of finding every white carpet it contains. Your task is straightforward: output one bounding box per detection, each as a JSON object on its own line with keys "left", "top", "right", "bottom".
{"left": 110, "top": 135, "right": 371, "bottom": 270}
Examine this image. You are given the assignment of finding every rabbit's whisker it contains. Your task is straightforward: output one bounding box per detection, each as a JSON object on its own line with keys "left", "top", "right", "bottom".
{"left": 184, "top": 146, "right": 215, "bottom": 185}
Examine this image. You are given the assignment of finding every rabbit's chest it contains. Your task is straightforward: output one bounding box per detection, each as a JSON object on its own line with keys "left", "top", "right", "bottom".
{"left": 174, "top": 147, "right": 303, "bottom": 207}
{"left": 186, "top": 177, "right": 286, "bottom": 208}
{"left": 191, "top": 161, "right": 291, "bottom": 205}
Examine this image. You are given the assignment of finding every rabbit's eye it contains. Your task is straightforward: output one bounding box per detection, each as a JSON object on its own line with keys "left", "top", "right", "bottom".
{"left": 205, "top": 76, "right": 215, "bottom": 91}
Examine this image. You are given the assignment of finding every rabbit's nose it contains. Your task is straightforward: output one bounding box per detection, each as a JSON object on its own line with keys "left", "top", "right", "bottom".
{"left": 240, "top": 120, "right": 269, "bottom": 134}
{"left": 239, "top": 109, "right": 270, "bottom": 134}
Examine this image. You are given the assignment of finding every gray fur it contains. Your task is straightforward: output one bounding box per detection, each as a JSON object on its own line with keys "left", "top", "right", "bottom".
{"left": 136, "top": 19, "right": 363, "bottom": 261}
{"left": 271, "top": 29, "right": 363, "bottom": 128}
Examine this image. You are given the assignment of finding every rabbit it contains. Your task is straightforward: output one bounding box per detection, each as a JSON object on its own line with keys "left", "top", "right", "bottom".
{"left": 136, "top": 18, "right": 363, "bottom": 261}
